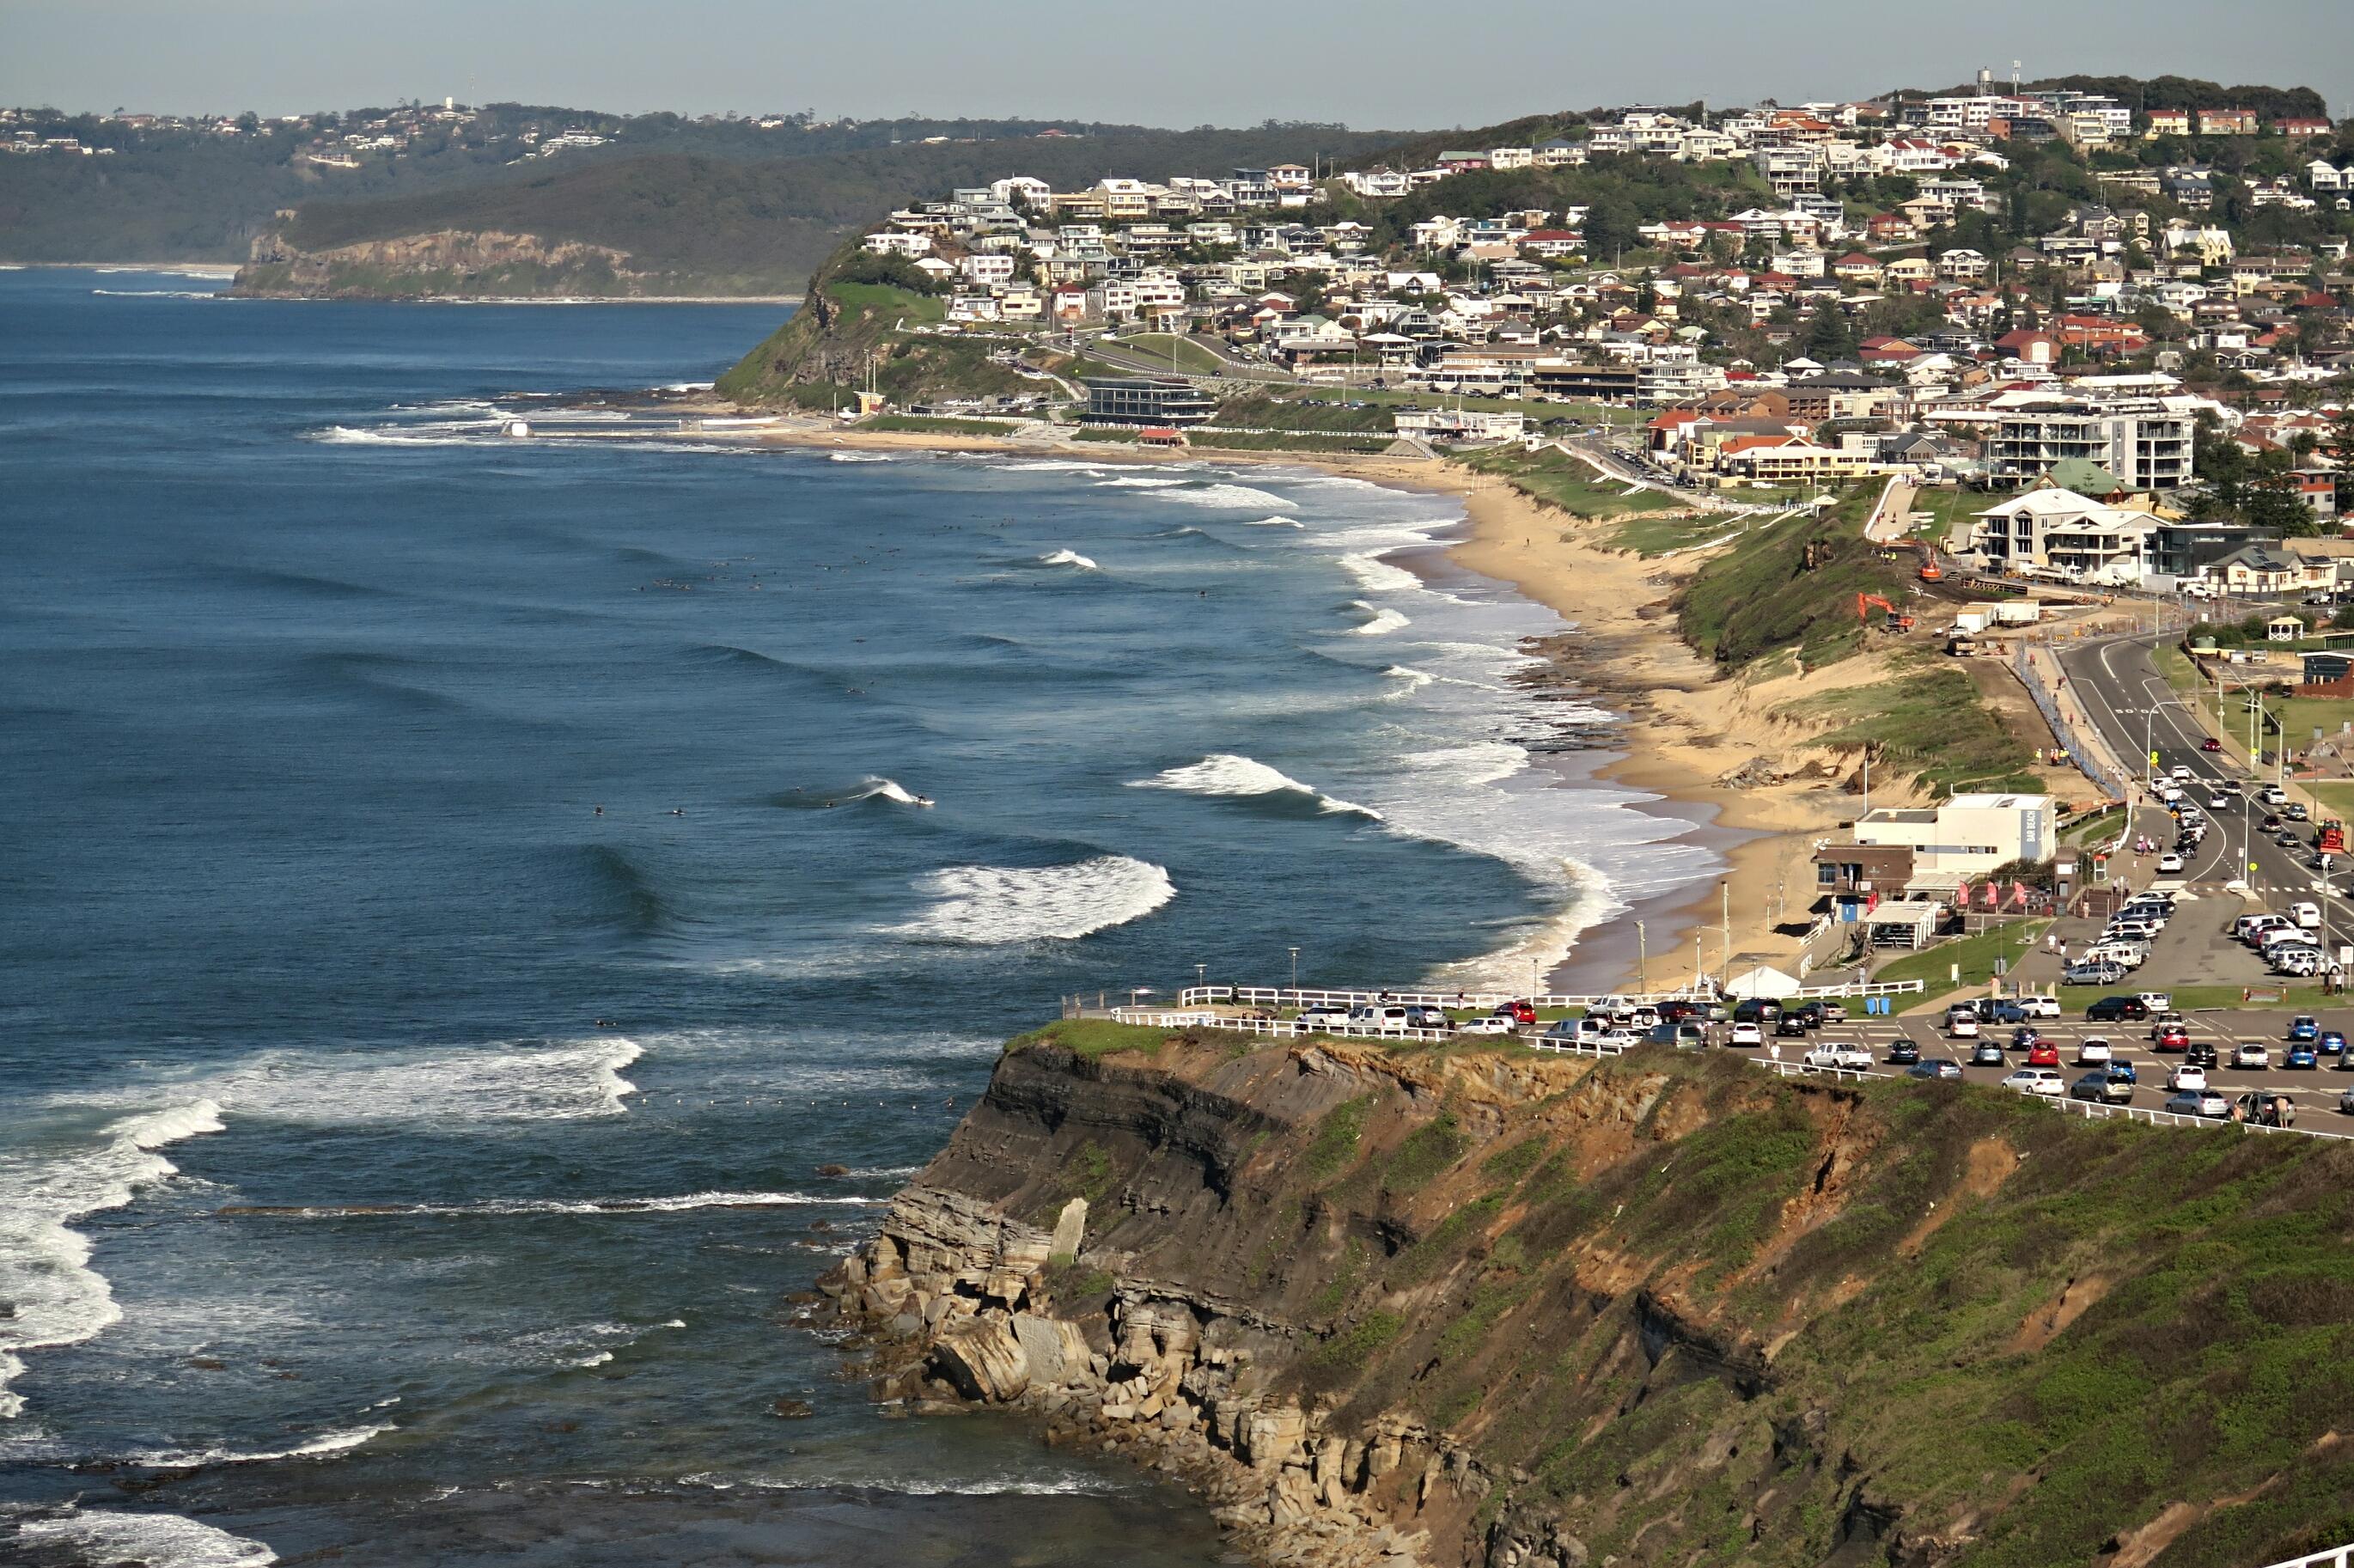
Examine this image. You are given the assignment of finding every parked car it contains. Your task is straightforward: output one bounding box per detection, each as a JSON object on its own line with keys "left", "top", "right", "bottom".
{"left": 2165, "top": 1088, "right": 2230, "bottom": 1119}
{"left": 1775, "top": 1014, "right": 1811, "bottom": 1038}
{"left": 2076, "top": 1037, "right": 2113, "bottom": 1065}
{"left": 2003, "top": 1067, "right": 2066, "bottom": 1096}
{"left": 2233, "top": 1043, "right": 2272, "bottom": 1070}
{"left": 1300, "top": 1004, "right": 1353, "bottom": 1028}
{"left": 2138, "top": 991, "right": 2173, "bottom": 1012}
{"left": 2320, "top": 1029, "right": 2347, "bottom": 1056}
{"left": 1495, "top": 1000, "right": 1538, "bottom": 1025}
{"left": 1971, "top": 1041, "right": 2006, "bottom": 1066}
{"left": 2010, "top": 1025, "right": 2041, "bottom": 1048}
{"left": 1731, "top": 999, "right": 1780, "bottom": 1025}
{"left": 1456, "top": 1013, "right": 1517, "bottom": 1035}
{"left": 2021, "top": 995, "right": 2063, "bottom": 1019}
{"left": 2284, "top": 1045, "right": 2319, "bottom": 1071}
{"left": 1729, "top": 1021, "right": 1764, "bottom": 1046}
{"left": 2063, "top": 961, "right": 2125, "bottom": 987}
{"left": 1674, "top": 1024, "right": 1710, "bottom": 1049}
{"left": 1908, "top": 1059, "right": 1966, "bottom": 1081}
{"left": 2086, "top": 996, "right": 2151, "bottom": 1022}
{"left": 2070, "top": 1071, "right": 2134, "bottom": 1104}
{"left": 1887, "top": 1040, "right": 1921, "bottom": 1065}
{"left": 2186, "top": 1041, "right": 2220, "bottom": 1069}
{"left": 2235, "top": 1091, "right": 2296, "bottom": 1127}
{"left": 1804, "top": 1042, "right": 1874, "bottom": 1071}
{"left": 2026, "top": 1040, "right": 2061, "bottom": 1067}
{"left": 2289, "top": 1015, "right": 2321, "bottom": 1042}
{"left": 1947, "top": 1012, "right": 1981, "bottom": 1038}
{"left": 2106, "top": 1060, "right": 2139, "bottom": 1086}
{"left": 1976, "top": 998, "right": 2028, "bottom": 1024}
{"left": 2341, "top": 1086, "right": 2354, "bottom": 1113}
{"left": 2168, "top": 1065, "right": 2209, "bottom": 1091}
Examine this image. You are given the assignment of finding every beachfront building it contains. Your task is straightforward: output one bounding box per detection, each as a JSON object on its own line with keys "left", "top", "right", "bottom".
{"left": 1984, "top": 397, "right": 2196, "bottom": 491}
{"left": 1851, "top": 793, "right": 2055, "bottom": 877}
{"left": 1080, "top": 376, "right": 1217, "bottom": 426}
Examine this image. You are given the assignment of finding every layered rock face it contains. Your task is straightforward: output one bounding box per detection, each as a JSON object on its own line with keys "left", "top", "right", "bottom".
{"left": 819, "top": 1030, "right": 2354, "bottom": 1568}
{"left": 230, "top": 228, "right": 645, "bottom": 297}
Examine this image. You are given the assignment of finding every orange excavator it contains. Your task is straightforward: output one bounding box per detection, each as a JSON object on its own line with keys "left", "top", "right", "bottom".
{"left": 1918, "top": 545, "right": 1943, "bottom": 583}
{"left": 1857, "top": 593, "right": 1914, "bottom": 633}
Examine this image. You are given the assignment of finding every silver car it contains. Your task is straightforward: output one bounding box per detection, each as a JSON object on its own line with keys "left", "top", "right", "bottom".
{"left": 2165, "top": 1089, "right": 2229, "bottom": 1119}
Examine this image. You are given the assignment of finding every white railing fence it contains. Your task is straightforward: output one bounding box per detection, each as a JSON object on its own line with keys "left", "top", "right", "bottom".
{"left": 1162, "top": 981, "right": 1926, "bottom": 1011}
{"left": 2258, "top": 1544, "right": 2354, "bottom": 1568}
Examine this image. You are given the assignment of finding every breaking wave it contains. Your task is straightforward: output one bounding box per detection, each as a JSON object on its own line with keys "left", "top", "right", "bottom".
{"left": 1036, "top": 548, "right": 1100, "bottom": 570}
{"left": 1131, "top": 753, "right": 1382, "bottom": 821}
{"left": 11, "top": 1510, "right": 277, "bottom": 1568}
{"left": 887, "top": 856, "right": 1174, "bottom": 943}
{"left": 1352, "top": 605, "right": 1412, "bottom": 636}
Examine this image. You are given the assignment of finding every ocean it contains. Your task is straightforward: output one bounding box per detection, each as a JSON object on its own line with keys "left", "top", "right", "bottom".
{"left": 0, "top": 268, "right": 1717, "bottom": 1565}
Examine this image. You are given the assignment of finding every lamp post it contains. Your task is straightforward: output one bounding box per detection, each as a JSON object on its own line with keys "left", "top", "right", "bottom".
{"left": 1288, "top": 946, "right": 1300, "bottom": 997}
{"left": 1635, "top": 920, "right": 1648, "bottom": 997}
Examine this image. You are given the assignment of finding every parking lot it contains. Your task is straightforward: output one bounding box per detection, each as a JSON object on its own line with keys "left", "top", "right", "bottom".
{"left": 1698, "top": 1006, "right": 2354, "bottom": 1124}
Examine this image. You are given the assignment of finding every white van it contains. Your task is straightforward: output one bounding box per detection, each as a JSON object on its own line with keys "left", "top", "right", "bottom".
{"left": 2259, "top": 925, "right": 2315, "bottom": 953}
{"left": 2292, "top": 901, "right": 2322, "bottom": 930}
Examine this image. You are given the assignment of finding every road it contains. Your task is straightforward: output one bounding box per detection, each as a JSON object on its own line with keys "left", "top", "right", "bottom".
{"left": 2056, "top": 632, "right": 2345, "bottom": 922}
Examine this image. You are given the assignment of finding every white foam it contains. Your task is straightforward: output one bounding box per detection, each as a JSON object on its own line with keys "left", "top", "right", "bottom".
{"left": 828, "top": 451, "right": 893, "bottom": 462}
{"left": 54, "top": 1039, "right": 643, "bottom": 1128}
{"left": 889, "top": 856, "right": 1174, "bottom": 943}
{"left": 694, "top": 1470, "right": 1132, "bottom": 1497}
{"left": 994, "top": 460, "right": 1108, "bottom": 473}
{"left": 129, "top": 1422, "right": 394, "bottom": 1468}
{"left": 249, "top": 1191, "right": 881, "bottom": 1217}
{"left": 1132, "top": 753, "right": 1381, "bottom": 821}
{"left": 1036, "top": 548, "right": 1100, "bottom": 570}
{"left": 1155, "top": 482, "right": 1295, "bottom": 510}
{"left": 851, "top": 777, "right": 933, "bottom": 807}
{"left": 1096, "top": 475, "right": 1184, "bottom": 488}
{"left": 1384, "top": 665, "right": 1436, "bottom": 694}
{"left": 1340, "top": 552, "right": 1423, "bottom": 595}
{"left": 90, "top": 288, "right": 220, "bottom": 299}
{"left": 1352, "top": 606, "right": 1412, "bottom": 637}
{"left": 661, "top": 381, "right": 717, "bottom": 392}
{"left": 14, "top": 1510, "right": 277, "bottom": 1567}
{"left": 0, "top": 1100, "right": 224, "bottom": 1419}
{"left": 1244, "top": 515, "right": 1305, "bottom": 528}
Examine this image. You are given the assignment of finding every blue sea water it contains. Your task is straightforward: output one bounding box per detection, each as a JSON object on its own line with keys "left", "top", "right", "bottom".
{"left": 0, "top": 269, "right": 1716, "bottom": 1565}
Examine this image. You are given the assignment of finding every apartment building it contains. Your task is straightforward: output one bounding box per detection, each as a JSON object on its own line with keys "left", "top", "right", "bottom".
{"left": 1964, "top": 487, "right": 2153, "bottom": 584}
{"left": 1985, "top": 398, "right": 2195, "bottom": 490}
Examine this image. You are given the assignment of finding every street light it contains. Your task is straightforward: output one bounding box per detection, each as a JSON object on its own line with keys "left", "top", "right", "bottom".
{"left": 1288, "top": 946, "right": 1300, "bottom": 996}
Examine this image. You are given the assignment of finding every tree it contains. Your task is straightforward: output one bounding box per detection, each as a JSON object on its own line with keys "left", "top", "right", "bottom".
{"left": 1802, "top": 304, "right": 1857, "bottom": 362}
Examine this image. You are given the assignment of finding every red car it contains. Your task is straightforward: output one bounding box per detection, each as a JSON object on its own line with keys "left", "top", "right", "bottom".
{"left": 2154, "top": 1025, "right": 2189, "bottom": 1052}
{"left": 2200, "top": 738, "right": 2223, "bottom": 753}
{"left": 2026, "top": 1040, "right": 2061, "bottom": 1067}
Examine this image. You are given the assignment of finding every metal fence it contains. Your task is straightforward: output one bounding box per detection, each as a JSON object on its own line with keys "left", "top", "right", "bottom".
{"left": 1163, "top": 981, "right": 1926, "bottom": 1011}
{"left": 2015, "top": 641, "right": 2136, "bottom": 802}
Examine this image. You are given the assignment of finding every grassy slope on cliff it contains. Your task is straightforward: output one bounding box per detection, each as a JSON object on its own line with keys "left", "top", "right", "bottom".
{"left": 717, "top": 253, "right": 1034, "bottom": 408}
{"left": 982, "top": 1027, "right": 2354, "bottom": 1567}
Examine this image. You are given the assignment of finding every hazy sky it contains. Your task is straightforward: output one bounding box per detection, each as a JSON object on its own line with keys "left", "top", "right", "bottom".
{"left": 4, "top": 0, "right": 2346, "bottom": 126}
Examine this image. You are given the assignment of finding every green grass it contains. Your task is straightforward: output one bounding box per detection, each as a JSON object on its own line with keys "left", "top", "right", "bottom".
{"left": 1454, "top": 445, "right": 1705, "bottom": 523}
{"left": 1790, "top": 667, "right": 2045, "bottom": 797}
{"left": 2309, "top": 783, "right": 2354, "bottom": 822}
{"left": 1875, "top": 917, "right": 2050, "bottom": 1006}
{"left": 826, "top": 279, "right": 944, "bottom": 324}
{"left": 1186, "top": 430, "right": 1392, "bottom": 454}
{"left": 2156, "top": 984, "right": 2333, "bottom": 1013}
{"left": 1005, "top": 1018, "right": 1172, "bottom": 1060}
{"left": 1108, "top": 333, "right": 1224, "bottom": 375}
{"left": 1306, "top": 1095, "right": 1371, "bottom": 1181}
{"left": 1606, "top": 510, "right": 1749, "bottom": 557}
{"left": 1676, "top": 485, "right": 1915, "bottom": 669}
{"left": 1070, "top": 427, "right": 1141, "bottom": 442}
{"left": 1903, "top": 487, "right": 1987, "bottom": 548}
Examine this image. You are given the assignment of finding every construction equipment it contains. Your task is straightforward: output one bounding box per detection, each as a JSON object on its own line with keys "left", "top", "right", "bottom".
{"left": 1857, "top": 593, "right": 1914, "bottom": 632}
{"left": 1918, "top": 545, "right": 1944, "bottom": 583}
{"left": 2320, "top": 821, "right": 2346, "bottom": 855}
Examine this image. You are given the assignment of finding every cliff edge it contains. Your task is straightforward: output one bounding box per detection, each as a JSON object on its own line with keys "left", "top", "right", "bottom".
{"left": 819, "top": 1022, "right": 2354, "bottom": 1568}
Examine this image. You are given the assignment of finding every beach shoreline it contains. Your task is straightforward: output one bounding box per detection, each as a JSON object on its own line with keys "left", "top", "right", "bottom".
{"left": 595, "top": 406, "right": 1855, "bottom": 993}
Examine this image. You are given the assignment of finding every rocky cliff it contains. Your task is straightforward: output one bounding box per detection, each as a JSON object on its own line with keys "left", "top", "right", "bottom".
{"left": 819, "top": 1022, "right": 2354, "bottom": 1568}
{"left": 228, "top": 227, "right": 786, "bottom": 299}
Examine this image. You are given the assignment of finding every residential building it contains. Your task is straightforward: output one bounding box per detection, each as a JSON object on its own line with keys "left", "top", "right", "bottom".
{"left": 1985, "top": 398, "right": 2196, "bottom": 490}
{"left": 1964, "top": 488, "right": 2154, "bottom": 584}
{"left": 2198, "top": 108, "right": 2259, "bottom": 137}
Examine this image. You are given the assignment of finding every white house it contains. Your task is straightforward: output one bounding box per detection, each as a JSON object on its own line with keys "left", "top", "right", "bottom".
{"left": 958, "top": 253, "right": 1015, "bottom": 286}
{"left": 1854, "top": 794, "right": 2055, "bottom": 876}
{"left": 1964, "top": 488, "right": 2154, "bottom": 584}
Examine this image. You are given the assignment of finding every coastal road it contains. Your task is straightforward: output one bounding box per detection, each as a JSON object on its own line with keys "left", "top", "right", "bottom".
{"left": 2056, "top": 632, "right": 2346, "bottom": 923}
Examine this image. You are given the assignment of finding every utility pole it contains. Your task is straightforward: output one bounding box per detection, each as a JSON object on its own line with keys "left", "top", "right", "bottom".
{"left": 1720, "top": 882, "right": 1732, "bottom": 990}
{"left": 1636, "top": 920, "right": 1648, "bottom": 996}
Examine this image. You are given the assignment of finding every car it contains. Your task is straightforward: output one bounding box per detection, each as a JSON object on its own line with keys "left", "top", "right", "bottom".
{"left": 1804, "top": 1042, "right": 1874, "bottom": 1071}
{"left": 1887, "top": 1040, "right": 1921, "bottom": 1065}
{"left": 1456, "top": 1014, "right": 1517, "bottom": 1035}
{"left": 1300, "top": 1003, "right": 1354, "bottom": 1027}
{"left": 1908, "top": 1059, "right": 1967, "bottom": 1081}
{"left": 1729, "top": 1021, "right": 1764, "bottom": 1046}
{"left": 2152, "top": 1024, "right": 2189, "bottom": 1052}
{"left": 2170, "top": 764, "right": 2192, "bottom": 781}
{"left": 1731, "top": 999, "right": 1780, "bottom": 1025}
{"left": 2264, "top": 814, "right": 2284, "bottom": 832}
{"left": 2070, "top": 1071, "right": 2134, "bottom": 1104}
{"left": 2156, "top": 852, "right": 2186, "bottom": 873}
{"left": 1775, "top": 1014, "right": 1811, "bottom": 1037}
{"left": 2138, "top": 992, "right": 2174, "bottom": 1013}
{"left": 2210, "top": 793, "right": 2231, "bottom": 810}
{"left": 2166, "top": 1089, "right": 2230, "bottom": 1119}
{"left": 2342, "top": 1086, "right": 2354, "bottom": 1113}
{"left": 2077, "top": 1037, "right": 2113, "bottom": 1065}
{"left": 2003, "top": 1067, "right": 2066, "bottom": 1096}
{"left": 2086, "top": 996, "right": 2151, "bottom": 1022}
{"left": 1976, "top": 998, "right": 2028, "bottom": 1024}
{"left": 2026, "top": 1040, "right": 2061, "bottom": 1067}
{"left": 1971, "top": 1041, "right": 2006, "bottom": 1066}
{"left": 2201, "top": 737, "right": 2223, "bottom": 753}
{"left": 2289, "top": 1016, "right": 2321, "bottom": 1042}
{"left": 2010, "top": 1025, "right": 2041, "bottom": 1047}
{"left": 2322, "top": 1029, "right": 2347, "bottom": 1056}
{"left": 2288, "top": 802, "right": 2311, "bottom": 821}
{"left": 1812, "top": 1000, "right": 1850, "bottom": 1024}
{"left": 1948, "top": 1012, "right": 1981, "bottom": 1038}
{"left": 2263, "top": 785, "right": 2289, "bottom": 806}
{"left": 2022, "top": 995, "right": 2063, "bottom": 1019}
{"left": 1494, "top": 1000, "right": 1539, "bottom": 1026}
{"left": 2184, "top": 1041, "right": 2218, "bottom": 1069}
{"left": 2107, "top": 1059, "right": 2139, "bottom": 1085}
{"left": 2167, "top": 1064, "right": 2209, "bottom": 1091}
{"left": 2061, "top": 962, "right": 2119, "bottom": 986}
{"left": 2285, "top": 1045, "right": 2319, "bottom": 1070}
{"left": 2238, "top": 1091, "right": 2298, "bottom": 1127}
{"left": 2233, "top": 1043, "right": 2272, "bottom": 1070}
